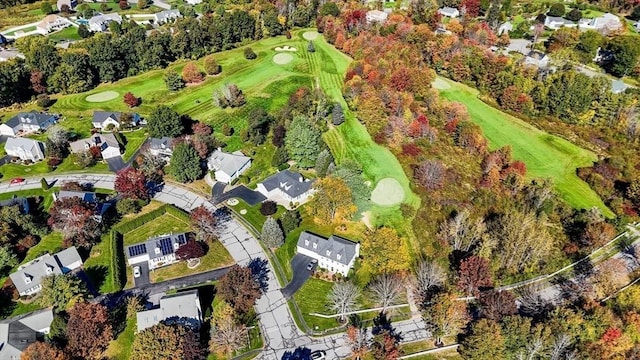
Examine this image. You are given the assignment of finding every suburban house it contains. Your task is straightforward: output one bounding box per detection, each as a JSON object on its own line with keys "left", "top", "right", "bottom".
{"left": 578, "top": 13, "right": 622, "bottom": 33}
{"left": 56, "top": 0, "right": 77, "bottom": 11}
{"left": 154, "top": 9, "right": 182, "bottom": 23}
{"left": 437, "top": 7, "right": 460, "bottom": 18}
{"left": 148, "top": 137, "right": 173, "bottom": 161}
{"left": 9, "top": 247, "right": 82, "bottom": 296}
{"left": 0, "top": 112, "right": 57, "bottom": 136}
{"left": 136, "top": 290, "right": 202, "bottom": 332}
{"left": 523, "top": 50, "right": 550, "bottom": 69}
{"left": 36, "top": 15, "right": 70, "bottom": 34}
{"left": 126, "top": 233, "right": 188, "bottom": 270}
{"left": 256, "top": 170, "right": 315, "bottom": 206}
{"left": 296, "top": 232, "right": 360, "bottom": 276}
{"left": 0, "top": 309, "right": 54, "bottom": 360}
{"left": 207, "top": 149, "right": 252, "bottom": 184}
{"left": 92, "top": 111, "right": 139, "bottom": 129}
{"left": 88, "top": 13, "right": 123, "bottom": 32}
{"left": 52, "top": 190, "right": 113, "bottom": 219}
{"left": 544, "top": 15, "right": 576, "bottom": 30}
{"left": 69, "top": 133, "right": 121, "bottom": 159}
{"left": 0, "top": 196, "right": 30, "bottom": 214}
{"left": 365, "top": 10, "right": 388, "bottom": 24}
{"left": 4, "top": 138, "right": 45, "bottom": 162}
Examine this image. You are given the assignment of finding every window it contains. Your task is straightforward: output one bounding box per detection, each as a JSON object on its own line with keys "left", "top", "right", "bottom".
{"left": 313, "top": 243, "right": 317, "bottom": 249}
{"left": 305, "top": 239, "right": 309, "bottom": 246}
{"left": 336, "top": 254, "right": 341, "bottom": 261}
{"left": 326, "top": 250, "right": 331, "bottom": 256}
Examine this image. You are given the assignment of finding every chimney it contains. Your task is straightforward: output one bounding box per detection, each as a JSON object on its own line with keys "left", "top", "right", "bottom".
{"left": 299, "top": 176, "right": 303, "bottom": 182}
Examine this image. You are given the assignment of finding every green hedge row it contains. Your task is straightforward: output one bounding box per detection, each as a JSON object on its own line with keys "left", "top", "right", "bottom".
{"left": 109, "top": 203, "right": 191, "bottom": 290}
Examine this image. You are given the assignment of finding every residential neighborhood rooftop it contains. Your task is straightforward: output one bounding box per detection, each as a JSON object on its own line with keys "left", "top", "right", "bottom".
{"left": 0, "top": 309, "right": 54, "bottom": 358}
{"left": 296, "top": 231, "right": 358, "bottom": 266}
{"left": 136, "top": 290, "right": 202, "bottom": 332}
{"left": 259, "top": 170, "right": 314, "bottom": 199}
{"left": 9, "top": 247, "right": 82, "bottom": 296}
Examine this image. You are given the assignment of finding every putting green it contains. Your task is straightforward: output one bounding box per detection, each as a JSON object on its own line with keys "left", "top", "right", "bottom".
{"left": 273, "top": 53, "right": 293, "bottom": 65}
{"left": 85, "top": 91, "right": 119, "bottom": 102}
{"left": 303, "top": 31, "right": 319, "bottom": 40}
{"left": 371, "top": 178, "right": 405, "bottom": 206}
{"left": 431, "top": 78, "right": 450, "bottom": 90}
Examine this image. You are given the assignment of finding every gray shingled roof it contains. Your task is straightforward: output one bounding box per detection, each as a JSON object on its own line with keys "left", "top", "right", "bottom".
{"left": 68, "top": 133, "right": 119, "bottom": 154}
{"left": 155, "top": 9, "right": 181, "bottom": 22}
{"left": 92, "top": 111, "right": 121, "bottom": 125}
{"left": 259, "top": 170, "right": 314, "bottom": 198}
{"left": 207, "top": 150, "right": 251, "bottom": 176}
{"left": 4, "top": 112, "right": 55, "bottom": 129}
{"left": 9, "top": 247, "right": 81, "bottom": 295}
{"left": 136, "top": 290, "right": 201, "bottom": 332}
{"left": 5, "top": 138, "right": 45, "bottom": 159}
{"left": 296, "top": 231, "right": 358, "bottom": 266}
{"left": 0, "top": 309, "right": 53, "bottom": 357}
{"left": 56, "top": 190, "right": 96, "bottom": 203}
{"left": 0, "top": 196, "right": 29, "bottom": 214}
{"left": 149, "top": 137, "right": 173, "bottom": 150}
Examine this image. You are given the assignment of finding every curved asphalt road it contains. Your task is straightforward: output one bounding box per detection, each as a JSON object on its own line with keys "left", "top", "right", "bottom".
{"left": 0, "top": 174, "right": 429, "bottom": 359}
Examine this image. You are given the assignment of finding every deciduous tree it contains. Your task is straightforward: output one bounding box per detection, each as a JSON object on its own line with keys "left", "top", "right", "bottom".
{"left": 369, "top": 273, "right": 404, "bottom": 311}
{"left": 66, "top": 302, "right": 113, "bottom": 359}
{"left": 131, "top": 323, "right": 204, "bottom": 360}
{"left": 413, "top": 260, "right": 446, "bottom": 307}
{"left": 280, "top": 210, "right": 301, "bottom": 234}
{"left": 457, "top": 256, "right": 494, "bottom": 297}
{"left": 213, "top": 83, "right": 246, "bottom": 108}
{"left": 0, "top": 245, "right": 17, "bottom": 276}
{"left": 38, "top": 274, "right": 87, "bottom": 311}
{"left": 123, "top": 92, "right": 140, "bottom": 107}
{"left": 169, "top": 143, "right": 202, "bottom": 183}
{"left": 371, "top": 312, "right": 402, "bottom": 360}
{"left": 478, "top": 291, "right": 517, "bottom": 321}
{"left": 421, "top": 292, "right": 469, "bottom": 345}
{"left": 176, "top": 241, "right": 205, "bottom": 260}
{"left": 261, "top": 216, "right": 284, "bottom": 248}
{"left": 209, "top": 301, "right": 248, "bottom": 357}
{"left": 328, "top": 281, "right": 360, "bottom": 322}
{"left": 459, "top": 319, "right": 505, "bottom": 359}
{"left": 217, "top": 265, "right": 261, "bottom": 314}
{"left": 21, "top": 341, "right": 69, "bottom": 360}
{"left": 203, "top": 56, "right": 221, "bottom": 75}
{"left": 310, "top": 177, "right": 356, "bottom": 224}
{"left": 48, "top": 197, "right": 101, "bottom": 247}
{"left": 315, "top": 149, "right": 334, "bottom": 178}
{"left": 346, "top": 320, "right": 369, "bottom": 359}
{"left": 115, "top": 167, "right": 149, "bottom": 200}
{"left": 190, "top": 205, "right": 217, "bottom": 242}
{"left": 362, "top": 227, "right": 410, "bottom": 274}
{"left": 182, "top": 62, "right": 204, "bottom": 83}
{"left": 414, "top": 160, "right": 446, "bottom": 190}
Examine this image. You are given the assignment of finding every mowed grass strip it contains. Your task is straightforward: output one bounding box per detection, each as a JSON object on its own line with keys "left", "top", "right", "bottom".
{"left": 436, "top": 76, "right": 613, "bottom": 217}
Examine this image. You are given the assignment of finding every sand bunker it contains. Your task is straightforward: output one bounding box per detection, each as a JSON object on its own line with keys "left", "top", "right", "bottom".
{"left": 303, "top": 31, "right": 319, "bottom": 40}
{"left": 85, "top": 91, "right": 119, "bottom": 102}
{"left": 275, "top": 45, "right": 297, "bottom": 52}
{"left": 431, "top": 77, "right": 451, "bottom": 90}
{"left": 371, "top": 178, "right": 405, "bottom": 206}
{"left": 273, "top": 53, "right": 293, "bottom": 65}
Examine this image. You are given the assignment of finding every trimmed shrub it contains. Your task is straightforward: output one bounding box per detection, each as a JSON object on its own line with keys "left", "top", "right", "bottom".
{"left": 548, "top": 3, "right": 565, "bottom": 17}
{"left": 259, "top": 200, "right": 277, "bottom": 216}
{"left": 244, "top": 47, "right": 257, "bottom": 60}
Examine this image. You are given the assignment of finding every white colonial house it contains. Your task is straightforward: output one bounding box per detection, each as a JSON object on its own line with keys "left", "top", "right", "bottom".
{"left": 36, "top": 15, "right": 70, "bottom": 34}
{"left": 88, "top": 13, "right": 123, "bottom": 32}
{"left": 207, "top": 149, "right": 252, "bottom": 184}
{"left": 9, "top": 247, "right": 82, "bottom": 296}
{"left": 153, "top": 9, "right": 182, "bottom": 23}
{"left": 4, "top": 138, "right": 45, "bottom": 162}
{"left": 136, "top": 290, "right": 202, "bottom": 332}
{"left": 578, "top": 13, "right": 622, "bottom": 34}
{"left": 544, "top": 16, "right": 576, "bottom": 30}
{"left": 296, "top": 232, "right": 359, "bottom": 276}
{"left": 256, "top": 170, "right": 315, "bottom": 207}
{"left": 126, "top": 233, "right": 188, "bottom": 270}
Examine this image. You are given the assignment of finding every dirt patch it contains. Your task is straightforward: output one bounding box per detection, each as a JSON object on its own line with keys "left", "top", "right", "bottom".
{"left": 85, "top": 91, "right": 119, "bottom": 102}
{"left": 371, "top": 178, "right": 405, "bottom": 206}
{"left": 273, "top": 53, "right": 293, "bottom": 65}
{"left": 303, "top": 31, "right": 319, "bottom": 40}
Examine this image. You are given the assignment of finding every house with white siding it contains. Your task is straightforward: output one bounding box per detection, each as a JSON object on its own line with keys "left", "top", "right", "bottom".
{"left": 296, "top": 232, "right": 359, "bottom": 276}
{"left": 9, "top": 247, "right": 82, "bottom": 296}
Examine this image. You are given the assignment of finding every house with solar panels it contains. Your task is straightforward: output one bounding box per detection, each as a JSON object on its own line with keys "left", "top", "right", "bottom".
{"left": 126, "top": 233, "right": 188, "bottom": 270}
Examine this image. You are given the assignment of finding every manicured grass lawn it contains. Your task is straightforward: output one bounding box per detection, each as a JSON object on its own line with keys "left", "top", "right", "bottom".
{"left": 3, "top": 25, "right": 36, "bottom": 36}
{"left": 122, "top": 129, "right": 148, "bottom": 162}
{"left": 47, "top": 26, "right": 81, "bottom": 42}
{"left": 0, "top": 188, "right": 54, "bottom": 209}
{"left": 150, "top": 240, "right": 234, "bottom": 282}
{"left": 436, "top": 76, "right": 614, "bottom": 217}
{"left": 123, "top": 213, "right": 190, "bottom": 246}
{"left": 22, "top": 231, "right": 63, "bottom": 263}
{"left": 104, "top": 318, "right": 136, "bottom": 360}
{"left": 0, "top": 154, "right": 109, "bottom": 179}
{"left": 293, "top": 278, "right": 337, "bottom": 331}
{"left": 229, "top": 199, "right": 285, "bottom": 232}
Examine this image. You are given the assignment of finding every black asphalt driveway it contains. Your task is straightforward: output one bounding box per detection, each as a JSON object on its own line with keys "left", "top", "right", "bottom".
{"left": 212, "top": 185, "right": 266, "bottom": 206}
{"left": 281, "top": 253, "right": 314, "bottom": 299}
{"left": 106, "top": 156, "right": 127, "bottom": 172}
{"left": 133, "top": 262, "right": 150, "bottom": 287}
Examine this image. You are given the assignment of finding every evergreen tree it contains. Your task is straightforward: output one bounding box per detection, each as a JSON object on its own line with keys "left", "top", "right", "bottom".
{"left": 169, "top": 143, "right": 202, "bottom": 183}
{"left": 315, "top": 149, "right": 334, "bottom": 177}
{"left": 285, "top": 116, "right": 323, "bottom": 168}
{"left": 164, "top": 69, "right": 185, "bottom": 91}
{"left": 280, "top": 210, "right": 301, "bottom": 234}
{"left": 261, "top": 216, "right": 284, "bottom": 248}
{"left": 147, "top": 105, "right": 184, "bottom": 138}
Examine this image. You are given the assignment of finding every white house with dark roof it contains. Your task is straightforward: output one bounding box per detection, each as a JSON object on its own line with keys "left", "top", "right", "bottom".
{"left": 9, "top": 247, "right": 82, "bottom": 296}
{"left": 437, "top": 7, "right": 460, "bottom": 18}
{"left": 69, "top": 133, "right": 121, "bottom": 159}
{"left": 0, "top": 112, "right": 57, "bottom": 136}
{"left": 296, "top": 232, "right": 359, "bottom": 276}
{"left": 148, "top": 137, "right": 173, "bottom": 161}
{"left": 92, "top": 111, "right": 139, "bottom": 129}
{"left": 256, "top": 170, "right": 315, "bottom": 207}
{"left": 0, "top": 309, "right": 54, "bottom": 359}
{"left": 207, "top": 149, "right": 252, "bottom": 184}
{"left": 4, "top": 138, "right": 45, "bottom": 162}
{"left": 136, "top": 290, "right": 202, "bottom": 332}
{"left": 126, "top": 233, "right": 188, "bottom": 270}
{"left": 154, "top": 9, "right": 182, "bottom": 23}
{"left": 88, "top": 13, "right": 123, "bottom": 32}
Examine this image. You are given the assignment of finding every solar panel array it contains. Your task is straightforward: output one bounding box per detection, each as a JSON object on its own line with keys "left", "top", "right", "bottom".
{"left": 177, "top": 234, "right": 186, "bottom": 244}
{"left": 158, "top": 238, "right": 174, "bottom": 255}
{"left": 128, "top": 244, "right": 147, "bottom": 257}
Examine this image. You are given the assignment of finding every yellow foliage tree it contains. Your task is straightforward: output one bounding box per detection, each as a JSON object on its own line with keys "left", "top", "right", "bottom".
{"left": 361, "top": 227, "right": 410, "bottom": 274}
{"left": 310, "top": 177, "right": 356, "bottom": 224}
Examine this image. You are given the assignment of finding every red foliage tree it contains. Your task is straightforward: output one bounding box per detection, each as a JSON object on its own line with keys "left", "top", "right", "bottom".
{"left": 48, "top": 197, "right": 101, "bottom": 248}
{"left": 176, "top": 241, "right": 205, "bottom": 260}
{"left": 88, "top": 146, "right": 102, "bottom": 160}
{"left": 123, "top": 92, "right": 140, "bottom": 107}
{"left": 190, "top": 205, "right": 217, "bottom": 242}
{"left": 30, "top": 70, "right": 47, "bottom": 94}
{"left": 444, "top": 118, "right": 460, "bottom": 134}
{"left": 390, "top": 67, "right": 412, "bottom": 92}
{"left": 478, "top": 291, "right": 517, "bottom": 321}
{"left": 402, "top": 143, "right": 422, "bottom": 156}
{"left": 118, "top": 0, "right": 128, "bottom": 9}
{"left": 192, "top": 122, "right": 212, "bottom": 136}
{"left": 335, "top": 32, "right": 346, "bottom": 50}
{"left": 216, "top": 265, "right": 261, "bottom": 314}
{"left": 182, "top": 62, "right": 204, "bottom": 84}
{"left": 602, "top": 327, "right": 623, "bottom": 343}
{"left": 510, "top": 161, "right": 527, "bottom": 177}
{"left": 457, "top": 256, "right": 494, "bottom": 297}
{"left": 414, "top": 160, "right": 446, "bottom": 190}
{"left": 66, "top": 302, "right": 113, "bottom": 359}
{"left": 114, "top": 167, "right": 149, "bottom": 200}
{"left": 461, "top": 0, "right": 481, "bottom": 17}
{"left": 21, "top": 342, "right": 69, "bottom": 360}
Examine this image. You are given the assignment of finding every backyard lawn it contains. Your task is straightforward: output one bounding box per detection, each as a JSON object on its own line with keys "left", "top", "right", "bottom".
{"left": 122, "top": 130, "right": 148, "bottom": 162}
{"left": 150, "top": 240, "right": 234, "bottom": 282}
{"left": 47, "top": 25, "right": 81, "bottom": 42}
{"left": 123, "top": 213, "right": 191, "bottom": 246}
{"left": 436, "top": 76, "right": 614, "bottom": 217}
{"left": 104, "top": 318, "right": 136, "bottom": 360}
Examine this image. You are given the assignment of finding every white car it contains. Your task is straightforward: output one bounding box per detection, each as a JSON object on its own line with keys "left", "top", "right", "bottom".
{"left": 310, "top": 350, "right": 326, "bottom": 360}
{"left": 133, "top": 266, "right": 141, "bottom": 278}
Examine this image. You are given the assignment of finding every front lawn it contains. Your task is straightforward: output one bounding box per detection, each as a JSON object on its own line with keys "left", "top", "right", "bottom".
{"left": 22, "top": 231, "right": 63, "bottom": 263}
{"left": 150, "top": 240, "right": 234, "bottom": 283}
{"left": 47, "top": 26, "right": 82, "bottom": 42}
{"left": 292, "top": 278, "right": 337, "bottom": 331}
{"left": 229, "top": 199, "right": 285, "bottom": 232}
{"left": 104, "top": 318, "right": 136, "bottom": 360}
{"left": 123, "top": 213, "right": 191, "bottom": 246}
{"left": 122, "top": 129, "right": 148, "bottom": 162}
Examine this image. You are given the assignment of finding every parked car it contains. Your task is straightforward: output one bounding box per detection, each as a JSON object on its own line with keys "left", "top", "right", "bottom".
{"left": 310, "top": 350, "right": 326, "bottom": 360}
{"left": 133, "top": 266, "right": 141, "bottom": 278}
{"left": 9, "top": 177, "right": 25, "bottom": 184}
{"left": 306, "top": 260, "right": 317, "bottom": 271}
